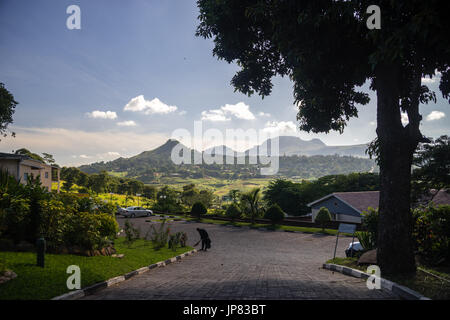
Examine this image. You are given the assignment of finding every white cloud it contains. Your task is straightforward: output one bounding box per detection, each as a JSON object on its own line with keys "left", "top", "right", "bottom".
{"left": 258, "top": 112, "right": 271, "bottom": 117}
{"left": 79, "top": 154, "right": 91, "bottom": 159}
{"left": 201, "top": 102, "right": 255, "bottom": 122}
{"left": 201, "top": 109, "right": 230, "bottom": 122}
{"left": 117, "top": 120, "right": 137, "bottom": 127}
{"left": 124, "top": 95, "right": 177, "bottom": 115}
{"left": 86, "top": 110, "right": 117, "bottom": 120}
{"left": 426, "top": 111, "right": 446, "bottom": 121}
{"left": 369, "top": 121, "right": 376, "bottom": 126}
{"left": 263, "top": 121, "right": 298, "bottom": 135}
{"left": 178, "top": 110, "right": 187, "bottom": 116}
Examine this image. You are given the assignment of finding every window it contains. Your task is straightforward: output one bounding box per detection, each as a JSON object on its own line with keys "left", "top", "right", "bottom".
{"left": 45, "top": 171, "right": 49, "bottom": 179}
{"left": 24, "top": 173, "right": 28, "bottom": 180}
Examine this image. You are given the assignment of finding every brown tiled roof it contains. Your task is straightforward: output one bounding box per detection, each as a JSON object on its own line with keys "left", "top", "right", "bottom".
{"left": 333, "top": 191, "right": 380, "bottom": 213}
{"left": 429, "top": 189, "right": 450, "bottom": 206}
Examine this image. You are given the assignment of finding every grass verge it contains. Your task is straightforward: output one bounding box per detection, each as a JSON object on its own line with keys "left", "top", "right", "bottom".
{"left": 326, "top": 257, "right": 450, "bottom": 300}
{"left": 187, "top": 217, "right": 352, "bottom": 236}
{"left": 0, "top": 238, "right": 193, "bottom": 300}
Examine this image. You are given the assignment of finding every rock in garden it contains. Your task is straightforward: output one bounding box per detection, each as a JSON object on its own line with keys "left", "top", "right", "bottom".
{"left": 0, "top": 270, "right": 17, "bottom": 285}
{"left": 358, "top": 249, "right": 377, "bottom": 265}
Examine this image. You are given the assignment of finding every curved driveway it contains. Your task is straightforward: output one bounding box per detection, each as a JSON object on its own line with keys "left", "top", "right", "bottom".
{"left": 83, "top": 217, "right": 397, "bottom": 300}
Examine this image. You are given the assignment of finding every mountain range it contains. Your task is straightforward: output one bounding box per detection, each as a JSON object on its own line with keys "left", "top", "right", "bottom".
{"left": 78, "top": 137, "right": 375, "bottom": 182}
{"left": 205, "top": 136, "right": 369, "bottom": 157}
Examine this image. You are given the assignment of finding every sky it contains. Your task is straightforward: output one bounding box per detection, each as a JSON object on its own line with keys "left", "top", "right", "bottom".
{"left": 0, "top": 0, "right": 448, "bottom": 166}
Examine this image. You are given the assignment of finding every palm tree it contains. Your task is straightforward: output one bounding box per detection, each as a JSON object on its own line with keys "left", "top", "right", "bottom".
{"left": 240, "top": 188, "right": 261, "bottom": 224}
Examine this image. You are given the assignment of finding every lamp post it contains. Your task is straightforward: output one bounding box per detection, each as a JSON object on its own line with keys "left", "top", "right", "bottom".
{"left": 36, "top": 237, "right": 46, "bottom": 268}
{"left": 136, "top": 193, "right": 141, "bottom": 206}
{"left": 159, "top": 194, "right": 167, "bottom": 214}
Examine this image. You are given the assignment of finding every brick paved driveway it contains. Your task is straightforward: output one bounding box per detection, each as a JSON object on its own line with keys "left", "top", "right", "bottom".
{"left": 82, "top": 217, "right": 397, "bottom": 300}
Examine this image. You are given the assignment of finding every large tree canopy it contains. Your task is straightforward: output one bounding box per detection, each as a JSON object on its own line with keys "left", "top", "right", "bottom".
{"left": 197, "top": 0, "right": 449, "bottom": 275}
{"left": 0, "top": 82, "right": 17, "bottom": 140}
{"left": 197, "top": 0, "right": 448, "bottom": 132}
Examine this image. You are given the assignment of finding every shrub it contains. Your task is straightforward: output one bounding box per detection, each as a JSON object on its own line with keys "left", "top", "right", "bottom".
{"left": 168, "top": 231, "right": 187, "bottom": 251}
{"left": 264, "top": 204, "right": 285, "bottom": 225}
{"left": 361, "top": 207, "right": 379, "bottom": 247}
{"left": 124, "top": 219, "right": 140, "bottom": 245}
{"left": 148, "top": 220, "right": 170, "bottom": 250}
{"left": 191, "top": 201, "right": 207, "bottom": 218}
{"left": 412, "top": 205, "right": 450, "bottom": 266}
{"left": 225, "top": 203, "right": 242, "bottom": 221}
{"left": 355, "top": 231, "right": 376, "bottom": 250}
{"left": 315, "top": 207, "right": 332, "bottom": 231}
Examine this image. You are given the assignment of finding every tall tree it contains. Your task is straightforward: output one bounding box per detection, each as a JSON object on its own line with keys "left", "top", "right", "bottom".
{"left": 196, "top": 0, "right": 450, "bottom": 275}
{"left": 0, "top": 83, "right": 17, "bottom": 141}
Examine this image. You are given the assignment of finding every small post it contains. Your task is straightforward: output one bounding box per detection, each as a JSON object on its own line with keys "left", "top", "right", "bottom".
{"left": 36, "top": 237, "right": 46, "bottom": 268}
{"left": 333, "top": 232, "right": 340, "bottom": 259}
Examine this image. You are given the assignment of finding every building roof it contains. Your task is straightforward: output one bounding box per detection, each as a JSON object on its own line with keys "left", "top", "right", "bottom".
{"left": 307, "top": 191, "right": 380, "bottom": 214}
{"left": 0, "top": 152, "right": 46, "bottom": 169}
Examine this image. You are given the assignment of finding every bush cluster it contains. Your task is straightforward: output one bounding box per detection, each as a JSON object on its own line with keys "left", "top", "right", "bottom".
{"left": 191, "top": 202, "right": 207, "bottom": 218}
{"left": 225, "top": 203, "right": 242, "bottom": 221}
{"left": 264, "top": 204, "right": 285, "bottom": 225}
{"left": 413, "top": 205, "right": 450, "bottom": 266}
{"left": 0, "top": 170, "right": 118, "bottom": 252}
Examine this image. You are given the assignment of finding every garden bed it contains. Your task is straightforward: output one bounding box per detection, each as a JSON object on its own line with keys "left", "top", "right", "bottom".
{"left": 0, "top": 237, "right": 193, "bottom": 300}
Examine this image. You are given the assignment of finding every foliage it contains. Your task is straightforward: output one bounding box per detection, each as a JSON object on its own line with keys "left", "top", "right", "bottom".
{"left": 153, "top": 186, "right": 181, "bottom": 213}
{"left": 240, "top": 187, "right": 262, "bottom": 223}
{"left": 168, "top": 232, "right": 187, "bottom": 251}
{"left": 0, "top": 82, "right": 17, "bottom": 140}
{"left": 124, "top": 219, "right": 140, "bottom": 246}
{"left": 412, "top": 135, "right": 450, "bottom": 203}
{"left": 191, "top": 201, "right": 207, "bottom": 218}
{"left": 264, "top": 204, "right": 285, "bottom": 225}
{"left": 264, "top": 173, "right": 379, "bottom": 216}
{"left": 181, "top": 184, "right": 214, "bottom": 209}
{"left": 356, "top": 231, "right": 376, "bottom": 251}
{"left": 0, "top": 170, "right": 118, "bottom": 251}
{"left": 361, "top": 207, "right": 379, "bottom": 247}
{"left": 225, "top": 203, "right": 241, "bottom": 221}
{"left": 412, "top": 205, "right": 450, "bottom": 266}
{"left": 148, "top": 220, "right": 170, "bottom": 250}
{"left": 315, "top": 207, "right": 332, "bottom": 231}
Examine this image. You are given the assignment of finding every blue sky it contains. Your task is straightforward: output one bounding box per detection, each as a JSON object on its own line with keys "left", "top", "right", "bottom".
{"left": 0, "top": 0, "right": 448, "bottom": 166}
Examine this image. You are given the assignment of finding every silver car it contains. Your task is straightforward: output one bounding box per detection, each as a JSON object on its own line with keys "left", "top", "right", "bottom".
{"left": 120, "top": 206, "right": 153, "bottom": 218}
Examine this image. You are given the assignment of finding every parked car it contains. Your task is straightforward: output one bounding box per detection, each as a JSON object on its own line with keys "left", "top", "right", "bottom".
{"left": 120, "top": 206, "right": 153, "bottom": 218}
{"left": 116, "top": 206, "right": 126, "bottom": 215}
{"left": 345, "top": 241, "right": 364, "bottom": 257}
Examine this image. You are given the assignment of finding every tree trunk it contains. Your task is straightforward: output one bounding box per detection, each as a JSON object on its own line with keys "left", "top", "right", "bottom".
{"left": 375, "top": 64, "right": 419, "bottom": 275}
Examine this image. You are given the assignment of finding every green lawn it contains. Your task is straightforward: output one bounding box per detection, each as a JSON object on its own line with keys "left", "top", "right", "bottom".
{"left": 187, "top": 217, "right": 352, "bottom": 236}
{"left": 0, "top": 238, "right": 193, "bottom": 300}
{"left": 326, "top": 257, "right": 450, "bottom": 300}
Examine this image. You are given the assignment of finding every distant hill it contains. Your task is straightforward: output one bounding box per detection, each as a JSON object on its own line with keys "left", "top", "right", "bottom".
{"left": 78, "top": 138, "right": 377, "bottom": 182}
{"left": 244, "top": 136, "right": 368, "bottom": 157}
